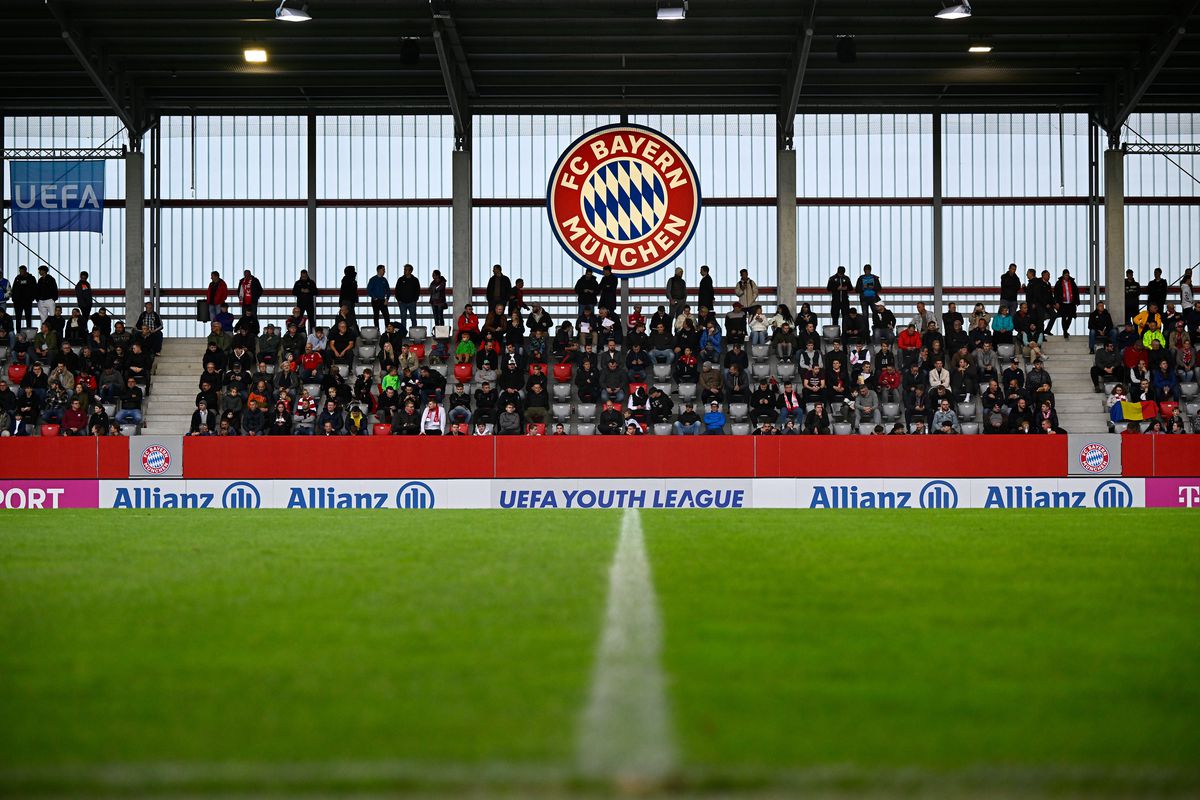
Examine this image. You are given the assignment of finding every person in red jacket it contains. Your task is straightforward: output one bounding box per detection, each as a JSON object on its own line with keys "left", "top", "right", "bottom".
{"left": 457, "top": 304, "right": 480, "bottom": 344}
{"left": 206, "top": 271, "right": 229, "bottom": 322}
{"left": 897, "top": 322, "right": 923, "bottom": 368}
{"left": 61, "top": 398, "right": 88, "bottom": 435}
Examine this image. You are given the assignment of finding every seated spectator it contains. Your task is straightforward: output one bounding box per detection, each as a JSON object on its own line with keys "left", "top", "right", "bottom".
{"left": 293, "top": 389, "right": 317, "bottom": 433}
{"left": 931, "top": 399, "right": 959, "bottom": 433}
{"left": 191, "top": 400, "right": 217, "bottom": 434}
{"left": 267, "top": 401, "right": 292, "bottom": 435}
{"left": 60, "top": 398, "right": 87, "bottom": 435}
{"left": 853, "top": 384, "right": 881, "bottom": 427}
{"left": 673, "top": 402, "right": 701, "bottom": 435}
{"left": 803, "top": 401, "right": 831, "bottom": 434}
{"left": 115, "top": 377, "right": 144, "bottom": 426}
{"left": 242, "top": 399, "right": 266, "bottom": 436}
{"left": 496, "top": 401, "right": 523, "bottom": 435}
{"left": 418, "top": 399, "right": 445, "bottom": 435}
{"left": 524, "top": 382, "right": 550, "bottom": 426}
{"left": 703, "top": 400, "right": 726, "bottom": 434}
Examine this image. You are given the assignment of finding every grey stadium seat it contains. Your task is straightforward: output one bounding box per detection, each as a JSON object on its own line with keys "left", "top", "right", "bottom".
{"left": 408, "top": 326, "right": 428, "bottom": 341}
{"left": 552, "top": 383, "right": 572, "bottom": 400}
{"left": 731, "top": 423, "right": 752, "bottom": 435}
{"left": 997, "top": 344, "right": 1016, "bottom": 360}
{"left": 358, "top": 326, "right": 379, "bottom": 343}
{"left": 833, "top": 422, "right": 852, "bottom": 435}
{"left": 775, "top": 362, "right": 797, "bottom": 381}
{"left": 356, "top": 344, "right": 377, "bottom": 361}
{"left": 552, "top": 403, "right": 572, "bottom": 421}
{"left": 729, "top": 402, "right": 749, "bottom": 420}
{"left": 677, "top": 383, "right": 698, "bottom": 400}
{"left": 750, "top": 344, "right": 770, "bottom": 361}
{"left": 1181, "top": 382, "right": 1199, "bottom": 399}
{"left": 882, "top": 402, "right": 901, "bottom": 421}
{"left": 652, "top": 363, "right": 672, "bottom": 379}
{"left": 652, "top": 423, "right": 673, "bottom": 436}
{"left": 574, "top": 423, "right": 596, "bottom": 435}
{"left": 858, "top": 423, "right": 876, "bottom": 435}
{"left": 961, "top": 422, "right": 981, "bottom": 435}
{"left": 576, "top": 403, "right": 597, "bottom": 421}
{"left": 653, "top": 382, "right": 673, "bottom": 396}
{"left": 956, "top": 402, "right": 977, "bottom": 420}
{"left": 822, "top": 325, "right": 841, "bottom": 342}
{"left": 751, "top": 363, "right": 771, "bottom": 380}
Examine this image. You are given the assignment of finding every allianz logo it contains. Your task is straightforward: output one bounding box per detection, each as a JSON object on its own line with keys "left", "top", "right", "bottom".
{"left": 806, "top": 480, "right": 1134, "bottom": 509}
{"left": 808, "top": 481, "right": 958, "bottom": 509}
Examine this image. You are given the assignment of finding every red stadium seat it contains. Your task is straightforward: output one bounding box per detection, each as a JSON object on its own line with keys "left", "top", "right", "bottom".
{"left": 8, "top": 364, "right": 27, "bottom": 385}
{"left": 409, "top": 343, "right": 426, "bottom": 362}
{"left": 1159, "top": 401, "right": 1178, "bottom": 419}
{"left": 454, "top": 363, "right": 474, "bottom": 383}
{"left": 553, "top": 362, "right": 573, "bottom": 382}
{"left": 628, "top": 381, "right": 648, "bottom": 396}
{"left": 372, "top": 423, "right": 392, "bottom": 436}
{"left": 40, "top": 424, "right": 61, "bottom": 437}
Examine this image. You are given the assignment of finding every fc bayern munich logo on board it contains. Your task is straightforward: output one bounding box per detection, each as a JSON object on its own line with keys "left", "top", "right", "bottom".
{"left": 547, "top": 124, "right": 701, "bottom": 279}
{"left": 141, "top": 445, "right": 171, "bottom": 475}
{"left": 1079, "top": 443, "right": 1110, "bottom": 473}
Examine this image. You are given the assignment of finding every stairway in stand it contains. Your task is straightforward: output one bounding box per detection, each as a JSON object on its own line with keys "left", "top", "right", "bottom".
{"left": 141, "top": 338, "right": 206, "bottom": 435}
{"left": 1039, "top": 334, "right": 1108, "bottom": 435}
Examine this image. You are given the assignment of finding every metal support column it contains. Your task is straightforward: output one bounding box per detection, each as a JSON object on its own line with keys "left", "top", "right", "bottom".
{"left": 776, "top": 148, "right": 798, "bottom": 312}
{"left": 1087, "top": 119, "right": 1101, "bottom": 305}
{"left": 1104, "top": 147, "right": 1126, "bottom": 323}
{"left": 148, "top": 117, "right": 161, "bottom": 308}
{"left": 451, "top": 148, "right": 472, "bottom": 318}
{"left": 124, "top": 144, "right": 145, "bottom": 322}
{"left": 931, "top": 114, "right": 944, "bottom": 322}
{"left": 0, "top": 112, "right": 5, "bottom": 282}
{"left": 306, "top": 114, "right": 318, "bottom": 278}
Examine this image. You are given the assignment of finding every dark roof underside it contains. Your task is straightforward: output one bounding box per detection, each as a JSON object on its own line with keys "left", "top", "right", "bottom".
{"left": 2, "top": 0, "right": 1198, "bottom": 126}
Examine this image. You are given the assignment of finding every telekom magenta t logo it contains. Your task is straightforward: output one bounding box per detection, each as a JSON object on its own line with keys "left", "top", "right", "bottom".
{"left": 1178, "top": 485, "right": 1200, "bottom": 508}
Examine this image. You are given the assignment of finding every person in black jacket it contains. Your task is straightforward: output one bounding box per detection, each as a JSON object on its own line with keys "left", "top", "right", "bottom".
{"left": 486, "top": 264, "right": 512, "bottom": 311}
{"left": 598, "top": 265, "right": 619, "bottom": 313}
{"left": 338, "top": 266, "right": 359, "bottom": 317}
{"left": 237, "top": 269, "right": 264, "bottom": 315}
{"left": 826, "top": 266, "right": 852, "bottom": 328}
{"left": 698, "top": 264, "right": 715, "bottom": 313}
{"left": 292, "top": 269, "right": 319, "bottom": 332}
{"left": 11, "top": 265, "right": 37, "bottom": 329}
{"left": 1123, "top": 269, "right": 1141, "bottom": 324}
{"left": 1000, "top": 263, "right": 1021, "bottom": 309}
{"left": 394, "top": 263, "right": 422, "bottom": 335}
{"left": 35, "top": 266, "right": 59, "bottom": 326}
{"left": 1087, "top": 300, "right": 1115, "bottom": 354}
{"left": 1146, "top": 267, "right": 1169, "bottom": 314}
{"left": 574, "top": 270, "right": 599, "bottom": 316}
{"left": 74, "top": 271, "right": 94, "bottom": 323}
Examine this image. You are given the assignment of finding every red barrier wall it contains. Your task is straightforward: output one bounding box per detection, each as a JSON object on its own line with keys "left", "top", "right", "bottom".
{"left": 183, "top": 437, "right": 496, "bottom": 479}
{"left": 0, "top": 436, "right": 1188, "bottom": 480}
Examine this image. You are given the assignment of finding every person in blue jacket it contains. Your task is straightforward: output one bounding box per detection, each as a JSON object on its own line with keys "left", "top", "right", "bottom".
{"left": 367, "top": 265, "right": 391, "bottom": 330}
{"left": 703, "top": 400, "right": 726, "bottom": 434}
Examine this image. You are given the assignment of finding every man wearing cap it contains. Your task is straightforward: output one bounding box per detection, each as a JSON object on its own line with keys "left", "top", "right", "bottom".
{"left": 703, "top": 400, "right": 726, "bottom": 434}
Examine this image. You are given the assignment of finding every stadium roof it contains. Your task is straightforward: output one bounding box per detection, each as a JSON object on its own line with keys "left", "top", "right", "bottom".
{"left": 2, "top": 0, "right": 1199, "bottom": 138}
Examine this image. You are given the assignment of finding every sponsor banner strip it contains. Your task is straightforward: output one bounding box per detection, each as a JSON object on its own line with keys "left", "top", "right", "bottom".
{"left": 1145, "top": 479, "right": 1200, "bottom": 509}
{"left": 0, "top": 480, "right": 100, "bottom": 509}
{"left": 93, "top": 478, "right": 1154, "bottom": 510}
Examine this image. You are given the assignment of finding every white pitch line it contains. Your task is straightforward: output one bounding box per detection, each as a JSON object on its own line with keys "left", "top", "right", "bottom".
{"left": 577, "top": 507, "right": 677, "bottom": 784}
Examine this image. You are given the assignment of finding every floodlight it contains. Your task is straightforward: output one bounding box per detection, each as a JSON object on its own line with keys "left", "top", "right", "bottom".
{"left": 275, "top": 0, "right": 311, "bottom": 22}
{"left": 935, "top": 2, "right": 973, "bottom": 20}
{"left": 657, "top": 1, "right": 687, "bottom": 21}
{"left": 244, "top": 47, "right": 269, "bottom": 63}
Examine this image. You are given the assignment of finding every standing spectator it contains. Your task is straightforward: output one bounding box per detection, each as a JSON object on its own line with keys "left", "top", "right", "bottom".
{"left": 1146, "top": 267, "right": 1169, "bottom": 315}
{"left": 598, "top": 265, "right": 619, "bottom": 313}
{"left": 1000, "top": 263, "right": 1021, "bottom": 310}
{"left": 826, "top": 266, "right": 852, "bottom": 328}
{"left": 338, "top": 266, "right": 359, "bottom": 317}
{"left": 237, "top": 269, "right": 263, "bottom": 315}
{"left": 364, "top": 263, "right": 388, "bottom": 331}
{"left": 394, "top": 263, "right": 421, "bottom": 334}
{"left": 1181, "top": 268, "right": 1194, "bottom": 310}
{"left": 1052, "top": 269, "right": 1079, "bottom": 339}
{"left": 854, "top": 264, "right": 882, "bottom": 332}
{"left": 698, "top": 265, "right": 715, "bottom": 313}
{"left": 292, "top": 269, "right": 318, "bottom": 332}
{"left": 0, "top": 267, "right": 8, "bottom": 316}
{"left": 666, "top": 267, "right": 687, "bottom": 320}
{"left": 429, "top": 269, "right": 448, "bottom": 328}
{"left": 735, "top": 268, "right": 759, "bottom": 311}
{"left": 35, "top": 266, "right": 58, "bottom": 325}
{"left": 486, "top": 264, "right": 512, "bottom": 311}
{"left": 574, "top": 269, "right": 600, "bottom": 315}
{"left": 74, "top": 271, "right": 94, "bottom": 323}
{"left": 205, "top": 271, "right": 229, "bottom": 323}
{"left": 11, "top": 265, "right": 36, "bottom": 329}
{"left": 1123, "top": 269, "right": 1141, "bottom": 324}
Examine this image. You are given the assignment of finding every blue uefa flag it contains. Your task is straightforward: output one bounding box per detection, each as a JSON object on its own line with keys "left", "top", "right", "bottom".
{"left": 9, "top": 160, "right": 105, "bottom": 233}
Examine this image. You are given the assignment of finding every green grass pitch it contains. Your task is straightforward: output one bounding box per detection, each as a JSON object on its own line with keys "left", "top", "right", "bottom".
{"left": 1, "top": 509, "right": 1197, "bottom": 798}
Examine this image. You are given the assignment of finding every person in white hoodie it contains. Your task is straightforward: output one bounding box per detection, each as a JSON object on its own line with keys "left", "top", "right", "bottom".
{"left": 419, "top": 398, "right": 446, "bottom": 435}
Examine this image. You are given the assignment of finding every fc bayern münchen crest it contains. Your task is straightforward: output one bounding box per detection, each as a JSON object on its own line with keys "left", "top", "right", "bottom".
{"left": 547, "top": 124, "right": 701, "bottom": 279}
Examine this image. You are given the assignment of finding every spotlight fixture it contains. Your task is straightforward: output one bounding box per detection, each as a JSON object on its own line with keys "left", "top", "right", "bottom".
{"left": 935, "top": 1, "right": 973, "bottom": 20}
{"left": 656, "top": 0, "right": 687, "bottom": 21}
{"left": 244, "top": 46, "right": 268, "bottom": 63}
{"left": 968, "top": 44, "right": 992, "bottom": 53}
{"left": 275, "top": 1, "right": 311, "bottom": 23}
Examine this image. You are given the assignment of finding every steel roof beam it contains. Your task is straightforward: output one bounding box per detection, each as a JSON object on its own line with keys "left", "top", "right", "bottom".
{"left": 1110, "top": 0, "right": 1197, "bottom": 133}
